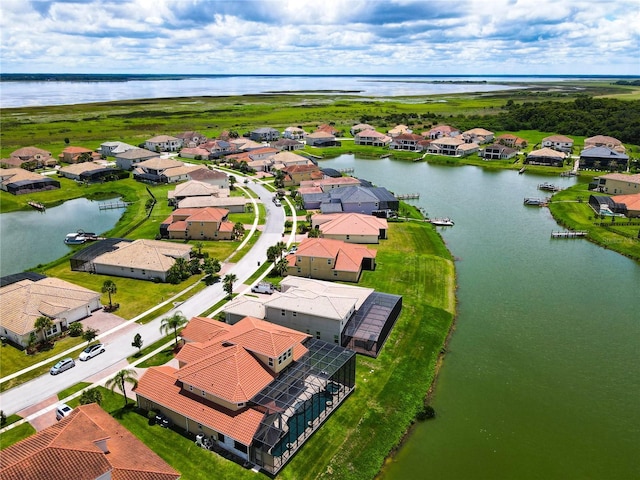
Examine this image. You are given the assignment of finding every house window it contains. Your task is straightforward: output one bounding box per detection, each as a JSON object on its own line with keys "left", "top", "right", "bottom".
{"left": 278, "top": 356, "right": 283, "bottom": 364}
{"left": 281, "top": 309, "right": 286, "bottom": 316}
{"left": 327, "top": 259, "right": 331, "bottom": 264}
{"left": 269, "top": 357, "right": 274, "bottom": 367}
{"left": 333, "top": 271, "right": 338, "bottom": 276}
{"left": 234, "top": 441, "right": 248, "bottom": 453}
{"left": 218, "top": 434, "right": 225, "bottom": 443}
{"left": 297, "top": 268, "right": 301, "bottom": 273}
{"left": 45, "top": 324, "right": 58, "bottom": 337}
{"left": 292, "top": 311, "right": 297, "bottom": 317}
{"left": 142, "top": 270, "right": 146, "bottom": 275}
{"left": 334, "top": 335, "right": 339, "bottom": 344}
{"left": 237, "top": 402, "right": 245, "bottom": 408}
{"left": 189, "top": 385, "right": 193, "bottom": 391}
{"left": 316, "top": 331, "right": 321, "bottom": 339}
{"left": 202, "top": 390, "right": 206, "bottom": 397}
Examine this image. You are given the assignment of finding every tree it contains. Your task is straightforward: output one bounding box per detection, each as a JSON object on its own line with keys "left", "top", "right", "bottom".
{"left": 160, "top": 311, "right": 188, "bottom": 347}
{"left": 101, "top": 280, "right": 117, "bottom": 310}
{"left": 194, "top": 241, "right": 204, "bottom": 258}
{"left": 34, "top": 316, "right": 53, "bottom": 343}
{"left": 203, "top": 257, "right": 221, "bottom": 276}
{"left": 229, "top": 175, "right": 237, "bottom": 190}
{"left": 82, "top": 327, "right": 99, "bottom": 345}
{"left": 274, "top": 258, "right": 289, "bottom": 277}
{"left": 27, "top": 332, "right": 37, "bottom": 354}
{"left": 68, "top": 322, "right": 83, "bottom": 337}
{"left": 105, "top": 369, "right": 138, "bottom": 407}
{"left": 131, "top": 333, "right": 143, "bottom": 353}
{"left": 223, "top": 273, "right": 237, "bottom": 299}
{"left": 307, "top": 228, "right": 321, "bottom": 238}
{"left": 79, "top": 388, "right": 103, "bottom": 406}
{"left": 273, "top": 169, "right": 285, "bottom": 188}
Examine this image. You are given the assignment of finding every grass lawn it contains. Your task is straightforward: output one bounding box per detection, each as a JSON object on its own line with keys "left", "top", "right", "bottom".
{"left": 548, "top": 183, "right": 640, "bottom": 262}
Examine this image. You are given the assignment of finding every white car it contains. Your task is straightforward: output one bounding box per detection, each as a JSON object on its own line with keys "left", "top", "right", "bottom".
{"left": 56, "top": 404, "right": 73, "bottom": 421}
{"left": 50, "top": 357, "right": 75, "bottom": 375}
{"left": 79, "top": 343, "right": 105, "bottom": 361}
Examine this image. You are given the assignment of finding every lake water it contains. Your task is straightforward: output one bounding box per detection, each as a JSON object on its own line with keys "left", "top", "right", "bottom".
{"left": 0, "top": 75, "right": 566, "bottom": 108}
{"left": 318, "top": 155, "right": 640, "bottom": 480}
{"left": 0, "top": 198, "right": 123, "bottom": 276}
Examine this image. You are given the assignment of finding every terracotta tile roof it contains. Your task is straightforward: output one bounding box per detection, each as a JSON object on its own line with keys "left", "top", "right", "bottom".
{"left": 135, "top": 366, "right": 265, "bottom": 446}
{"left": 528, "top": 147, "right": 566, "bottom": 158}
{"left": 543, "top": 135, "right": 573, "bottom": 143}
{"left": 612, "top": 193, "right": 640, "bottom": 210}
{"left": 430, "top": 136, "right": 465, "bottom": 146}
{"left": 61, "top": 146, "right": 94, "bottom": 154}
{"left": 463, "top": 128, "right": 494, "bottom": 136}
{"left": 585, "top": 135, "right": 622, "bottom": 145}
{"left": 0, "top": 403, "right": 179, "bottom": 480}
{"left": 225, "top": 316, "right": 309, "bottom": 357}
{"left": 10, "top": 146, "right": 52, "bottom": 159}
{"left": 136, "top": 157, "right": 184, "bottom": 170}
{"left": 59, "top": 161, "right": 105, "bottom": 175}
{"left": 598, "top": 173, "right": 640, "bottom": 184}
{"left": 291, "top": 238, "right": 377, "bottom": 273}
{"left": 181, "top": 316, "right": 231, "bottom": 343}
{"left": 0, "top": 278, "right": 100, "bottom": 336}
{"left": 282, "top": 164, "right": 320, "bottom": 174}
{"left": 0, "top": 167, "right": 46, "bottom": 184}
{"left": 315, "top": 212, "right": 387, "bottom": 236}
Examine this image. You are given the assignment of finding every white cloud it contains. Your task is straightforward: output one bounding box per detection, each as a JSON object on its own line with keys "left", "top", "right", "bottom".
{"left": 0, "top": 0, "right": 638, "bottom": 74}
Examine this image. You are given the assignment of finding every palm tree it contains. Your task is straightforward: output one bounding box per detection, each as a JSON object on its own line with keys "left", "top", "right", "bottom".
{"left": 105, "top": 369, "right": 138, "bottom": 407}
{"left": 160, "top": 311, "right": 188, "bottom": 347}
{"left": 274, "top": 258, "right": 289, "bottom": 277}
{"left": 101, "top": 280, "right": 117, "bottom": 310}
{"left": 223, "top": 273, "right": 237, "bottom": 299}
{"left": 33, "top": 316, "right": 53, "bottom": 342}
{"left": 233, "top": 222, "right": 245, "bottom": 240}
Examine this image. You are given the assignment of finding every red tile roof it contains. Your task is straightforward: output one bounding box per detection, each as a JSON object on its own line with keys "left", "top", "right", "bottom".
{"left": 135, "top": 366, "right": 265, "bottom": 446}
{"left": 0, "top": 403, "right": 180, "bottom": 480}
{"left": 290, "top": 238, "right": 377, "bottom": 272}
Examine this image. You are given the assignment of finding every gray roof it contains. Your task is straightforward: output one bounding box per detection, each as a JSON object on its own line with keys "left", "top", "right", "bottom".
{"left": 580, "top": 146, "right": 629, "bottom": 160}
{"left": 116, "top": 148, "right": 158, "bottom": 160}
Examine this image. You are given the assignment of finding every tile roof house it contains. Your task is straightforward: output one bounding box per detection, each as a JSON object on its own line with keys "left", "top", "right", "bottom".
{"left": 114, "top": 148, "right": 158, "bottom": 170}
{"left": 525, "top": 147, "right": 567, "bottom": 167}
{"left": 387, "top": 125, "right": 412, "bottom": 137}
{"left": 579, "top": 146, "right": 629, "bottom": 171}
{"left": 426, "top": 136, "right": 468, "bottom": 156}
{"left": 305, "top": 131, "right": 339, "bottom": 147}
{"left": 286, "top": 237, "right": 377, "bottom": 282}
{"left": 302, "top": 184, "right": 398, "bottom": 214}
{"left": 480, "top": 144, "right": 518, "bottom": 160}
{"left": 350, "top": 123, "right": 376, "bottom": 136}
{"left": 145, "top": 135, "right": 182, "bottom": 152}
{"left": 592, "top": 173, "right": 640, "bottom": 195}
{"left": 225, "top": 276, "right": 402, "bottom": 358}
{"left": 495, "top": 134, "right": 528, "bottom": 149}
{"left": 584, "top": 135, "right": 626, "bottom": 153}
{"left": 611, "top": 193, "right": 640, "bottom": 217}
{"left": 312, "top": 212, "right": 388, "bottom": 243}
{"left": 0, "top": 277, "right": 101, "bottom": 347}
{"left": 179, "top": 146, "right": 211, "bottom": 159}
{"left": 282, "top": 164, "right": 323, "bottom": 186}
{"left": 461, "top": 128, "right": 494, "bottom": 145}
{"left": 282, "top": 126, "right": 307, "bottom": 140}
{"left": 160, "top": 207, "right": 234, "bottom": 240}
{"left": 9, "top": 146, "right": 56, "bottom": 170}
{"left": 316, "top": 124, "right": 339, "bottom": 136}
{"left": 423, "top": 124, "right": 460, "bottom": 139}
{"left": 133, "top": 157, "right": 185, "bottom": 183}
{"left": 177, "top": 195, "right": 247, "bottom": 212}
{"left": 135, "top": 315, "right": 356, "bottom": 475}
{"left": 58, "top": 146, "right": 102, "bottom": 164}
{"left": 176, "top": 131, "right": 207, "bottom": 148}
{"left": 92, "top": 239, "right": 193, "bottom": 282}
{"left": 58, "top": 161, "right": 107, "bottom": 180}
{"left": 389, "top": 133, "right": 428, "bottom": 151}
{"left": 299, "top": 176, "right": 361, "bottom": 192}
{"left": 0, "top": 167, "right": 61, "bottom": 195}
{"left": 271, "top": 138, "right": 305, "bottom": 151}
{"left": 542, "top": 135, "right": 574, "bottom": 152}
{"left": 167, "top": 179, "right": 230, "bottom": 206}
{"left": 354, "top": 129, "right": 392, "bottom": 147}
{"left": 0, "top": 403, "right": 180, "bottom": 480}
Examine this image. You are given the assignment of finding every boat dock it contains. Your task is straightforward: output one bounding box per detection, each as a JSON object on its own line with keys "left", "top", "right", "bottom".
{"left": 396, "top": 193, "right": 420, "bottom": 200}
{"left": 27, "top": 201, "right": 46, "bottom": 211}
{"left": 99, "top": 201, "right": 131, "bottom": 210}
{"left": 523, "top": 197, "right": 549, "bottom": 206}
{"left": 338, "top": 168, "right": 354, "bottom": 173}
{"left": 538, "top": 182, "right": 563, "bottom": 192}
{"left": 551, "top": 230, "right": 587, "bottom": 239}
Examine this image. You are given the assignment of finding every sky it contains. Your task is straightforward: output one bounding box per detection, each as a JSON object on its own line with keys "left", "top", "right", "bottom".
{"left": 1, "top": 0, "right": 639, "bottom": 76}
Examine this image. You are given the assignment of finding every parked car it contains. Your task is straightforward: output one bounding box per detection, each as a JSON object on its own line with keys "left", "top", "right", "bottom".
{"left": 50, "top": 357, "right": 75, "bottom": 375}
{"left": 79, "top": 343, "right": 105, "bottom": 361}
{"left": 56, "top": 403, "right": 73, "bottom": 421}
{"left": 251, "top": 282, "right": 275, "bottom": 294}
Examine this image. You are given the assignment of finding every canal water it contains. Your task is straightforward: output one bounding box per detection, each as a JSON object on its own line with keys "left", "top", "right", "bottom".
{"left": 0, "top": 198, "right": 122, "bottom": 277}
{"left": 318, "top": 155, "right": 640, "bottom": 480}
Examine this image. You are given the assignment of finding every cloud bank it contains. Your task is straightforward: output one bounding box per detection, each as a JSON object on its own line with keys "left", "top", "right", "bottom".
{"left": 1, "top": 0, "right": 638, "bottom": 75}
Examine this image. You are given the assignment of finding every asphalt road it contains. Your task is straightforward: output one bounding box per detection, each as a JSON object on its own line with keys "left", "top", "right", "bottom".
{"left": 0, "top": 178, "right": 292, "bottom": 417}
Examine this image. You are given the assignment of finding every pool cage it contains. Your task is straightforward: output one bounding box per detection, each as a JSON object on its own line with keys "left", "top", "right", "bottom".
{"left": 342, "top": 292, "right": 402, "bottom": 357}
{"left": 69, "top": 238, "right": 131, "bottom": 272}
{"left": 249, "top": 338, "right": 356, "bottom": 474}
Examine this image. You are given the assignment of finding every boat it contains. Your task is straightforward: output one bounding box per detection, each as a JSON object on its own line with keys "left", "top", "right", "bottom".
{"left": 64, "top": 229, "right": 98, "bottom": 245}
{"left": 538, "top": 182, "right": 563, "bottom": 192}
{"left": 64, "top": 232, "right": 87, "bottom": 244}
{"left": 428, "top": 217, "right": 455, "bottom": 227}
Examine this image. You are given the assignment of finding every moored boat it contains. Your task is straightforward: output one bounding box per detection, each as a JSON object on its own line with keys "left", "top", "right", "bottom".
{"left": 64, "top": 232, "right": 87, "bottom": 244}
{"left": 428, "top": 217, "right": 455, "bottom": 227}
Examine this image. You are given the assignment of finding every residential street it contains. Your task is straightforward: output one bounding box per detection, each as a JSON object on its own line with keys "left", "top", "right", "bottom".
{"left": 0, "top": 178, "right": 292, "bottom": 423}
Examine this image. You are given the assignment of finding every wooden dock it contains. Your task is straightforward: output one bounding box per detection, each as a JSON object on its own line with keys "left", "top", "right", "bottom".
{"left": 99, "top": 201, "right": 131, "bottom": 210}
{"left": 396, "top": 193, "right": 420, "bottom": 200}
{"left": 338, "top": 168, "right": 355, "bottom": 173}
{"left": 551, "top": 230, "right": 587, "bottom": 239}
